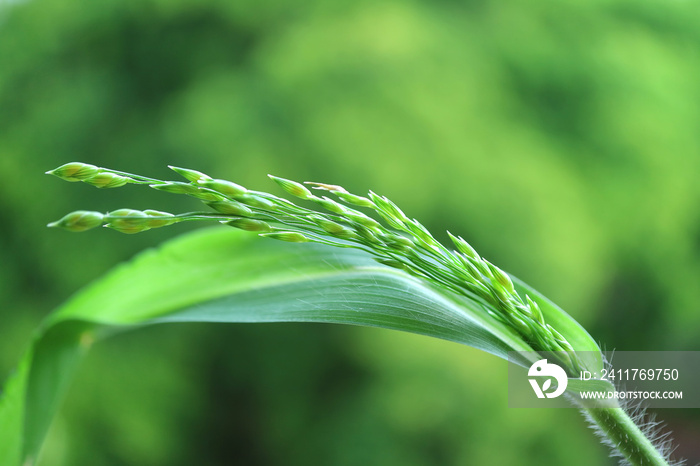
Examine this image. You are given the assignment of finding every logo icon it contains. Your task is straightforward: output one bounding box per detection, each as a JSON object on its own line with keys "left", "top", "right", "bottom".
{"left": 528, "top": 359, "right": 568, "bottom": 398}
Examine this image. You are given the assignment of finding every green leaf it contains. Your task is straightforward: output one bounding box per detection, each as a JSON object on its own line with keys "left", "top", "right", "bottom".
{"left": 0, "top": 227, "right": 602, "bottom": 465}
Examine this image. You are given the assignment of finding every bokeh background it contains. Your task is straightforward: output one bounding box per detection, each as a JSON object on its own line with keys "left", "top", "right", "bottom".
{"left": 1, "top": 0, "right": 699, "bottom": 464}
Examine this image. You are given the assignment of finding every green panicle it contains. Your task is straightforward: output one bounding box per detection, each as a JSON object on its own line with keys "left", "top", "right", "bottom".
{"left": 47, "top": 210, "right": 104, "bottom": 232}
{"left": 45, "top": 163, "right": 585, "bottom": 372}
{"left": 268, "top": 175, "right": 313, "bottom": 200}
{"left": 46, "top": 162, "right": 100, "bottom": 182}
{"left": 259, "top": 231, "right": 309, "bottom": 243}
{"left": 198, "top": 179, "right": 247, "bottom": 198}
{"left": 169, "top": 165, "right": 212, "bottom": 183}
{"left": 225, "top": 218, "right": 272, "bottom": 232}
{"left": 83, "top": 172, "right": 129, "bottom": 189}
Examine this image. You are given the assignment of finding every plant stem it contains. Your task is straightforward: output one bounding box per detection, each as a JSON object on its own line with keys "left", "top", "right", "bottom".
{"left": 582, "top": 406, "right": 669, "bottom": 465}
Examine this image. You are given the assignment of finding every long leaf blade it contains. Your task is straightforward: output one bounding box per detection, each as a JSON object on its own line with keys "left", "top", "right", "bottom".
{"left": 0, "top": 227, "right": 601, "bottom": 465}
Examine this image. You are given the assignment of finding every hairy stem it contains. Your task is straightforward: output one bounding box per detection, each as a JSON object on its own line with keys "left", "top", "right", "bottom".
{"left": 583, "top": 406, "right": 670, "bottom": 466}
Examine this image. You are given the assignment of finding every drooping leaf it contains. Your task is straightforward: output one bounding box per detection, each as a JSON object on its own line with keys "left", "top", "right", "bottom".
{"left": 0, "top": 227, "right": 602, "bottom": 465}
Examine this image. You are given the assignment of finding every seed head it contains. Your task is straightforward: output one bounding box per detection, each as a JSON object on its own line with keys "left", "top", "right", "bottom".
{"left": 259, "top": 231, "right": 309, "bottom": 243}
{"left": 47, "top": 210, "right": 104, "bottom": 232}
{"left": 268, "top": 175, "right": 313, "bottom": 200}
{"left": 83, "top": 172, "right": 130, "bottom": 189}
{"left": 46, "top": 163, "right": 100, "bottom": 182}
{"left": 225, "top": 218, "right": 273, "bottom": 232}
{"left": 169, "top": 165, "right": 212, "bottom": 183}
{"left": 198, "top": 179, "right": 247, "bottom": 198}
{"left": 45, "top": 163, "right": 583, "bottom": 372}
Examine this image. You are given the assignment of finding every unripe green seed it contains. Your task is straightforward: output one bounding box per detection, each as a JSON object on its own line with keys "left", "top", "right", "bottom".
{"left": 369, "top": 192, "right": 408, "bottom": 222}
{"left": 151, "top": 182, "right": 222, "bottom": 201}
{"left": 354, "top": 225, "right": 382, "bottom": 244}
{"left": 373, "top": 209, "right": 404, "bottom": 230}
{"left": 525, "top": 295, "right": 545, "bottom": 325}
{"left": 509, "top": 314, "right": 534, "bottom": 339}
{"left": 143, "top": 210, "right": 178, "bottom": 228}
{"left": 334, "top": 191, "right": 374, "bottom": 208}
{"left": 83, "top": 172, "right": 129, "bottom": 188}
{"left": 47, "top": 210, "right": 104, "bottom": 232}
{"left": 447, "top": 232, "right": 479, "bottom": 259}
{"left": 547, "top": 324, "right": 574, "bottom": 351}
{"left": 46, "top": 163, "right": 100, "bottom": 182}
{"left": 268, "top": 175, "right": 312, "bottom": 200}
{"left": 205, "top": 201, "right": 253, "bottom": 217}
{"left": 406, "top": 220, "right": 440, "bottom": 247}
{"left": 313, "top": 196, "right": 347, "bottom": 214}
{"left": 150, "top": 182, "right": 195, "bottom": 195}
{"left": 169, "top": 165, "right": 212, "bottom": 183}
{"left": 345, "top": 212, "right": 381, "bottom": 229}
{"left": 259, "top": 231, "right": 309, "bottom": 243}
{"left": 374, "top": 258, "right": 409, "bottom": 271}
{"left": 225, "top": 218, "right": 272, "bottom": 232}
{"left": 313, "top": 217, "right": 346, "bottom": 235}
{"left": 303, "top": 182, "right": 348, "bottom": 193}
{"left": 486, "top": 260, "right": 515, "bottom": 294}
{"left": 235, "top": 194, "right": 277, "bottom": 210}
{"left": 105, "top": 209, "right": 152, "bottom": 234}
{"left": 382, "top": 234, "right": 413, "bottom": 251}
{"left": 198, "top": 179, "right": 247, "bottom": 197}
{"left": 107, "top": 223, "right": 151, "bottom": 234}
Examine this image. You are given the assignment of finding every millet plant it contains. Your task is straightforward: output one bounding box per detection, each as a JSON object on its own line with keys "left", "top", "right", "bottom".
{"left": 0, "top": 162, "right": 684, "bottom": 465}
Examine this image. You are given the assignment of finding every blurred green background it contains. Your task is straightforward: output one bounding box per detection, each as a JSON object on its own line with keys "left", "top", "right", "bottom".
{"left": 1, "top": 0, "right": 699, "bottom": 464}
